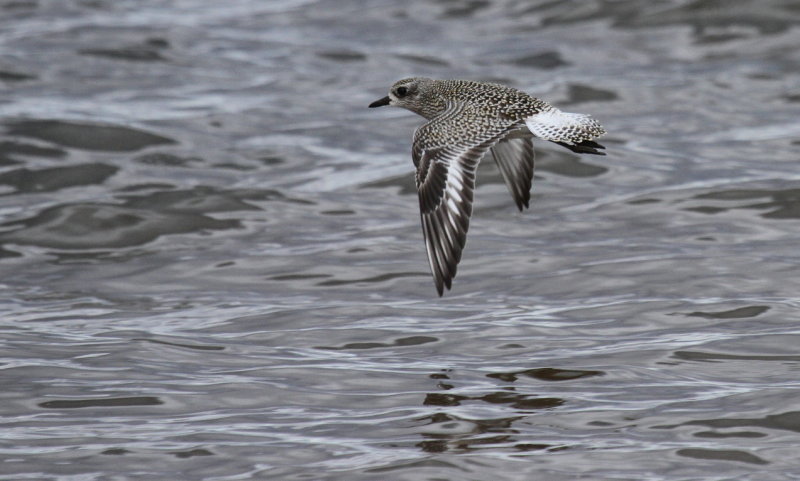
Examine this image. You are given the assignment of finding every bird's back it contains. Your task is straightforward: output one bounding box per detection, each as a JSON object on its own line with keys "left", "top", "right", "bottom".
{"left": 431, "top": 79, "right": 552, "bottom": 122}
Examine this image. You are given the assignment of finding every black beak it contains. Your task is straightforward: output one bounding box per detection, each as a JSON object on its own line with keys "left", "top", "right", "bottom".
{"left": 369, "top": 96, "right": 391, "bottom": 108}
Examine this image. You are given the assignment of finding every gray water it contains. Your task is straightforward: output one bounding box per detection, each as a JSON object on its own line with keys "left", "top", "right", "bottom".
{"left": 1, "top": 1, "right": 800, "bottom": 480}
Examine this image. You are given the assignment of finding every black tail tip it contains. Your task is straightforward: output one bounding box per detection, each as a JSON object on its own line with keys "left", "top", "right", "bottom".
{"left": 553, "top": 140, "right": 606, "bottom": 156}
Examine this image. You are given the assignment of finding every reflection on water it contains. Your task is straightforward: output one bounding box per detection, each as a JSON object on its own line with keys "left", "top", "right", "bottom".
{"left": 2, "top": 0, "right": 800, "bottom": 480}
{"left": 486, "top": 367, "right": 604, "bottom": 382}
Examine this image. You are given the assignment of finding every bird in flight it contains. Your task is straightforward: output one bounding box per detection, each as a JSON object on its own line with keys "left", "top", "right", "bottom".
{"left": 369, "top": 77, "right": 606, "bottom": 296}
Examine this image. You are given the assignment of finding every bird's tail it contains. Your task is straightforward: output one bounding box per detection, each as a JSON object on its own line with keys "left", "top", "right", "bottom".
{"left": 525, "top": 109, "right": 607, "bottom": 155}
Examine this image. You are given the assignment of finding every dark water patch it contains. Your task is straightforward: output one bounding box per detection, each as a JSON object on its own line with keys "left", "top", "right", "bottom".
{"left": 562, "top": 84, "right": 618, "bottom": 105}
{"left": 6, "top": 120, "right": 175, "bottom": 152}
{"left": 507, "top": 51, "right": 569, "bottom": 70}
{"left": 683, "top": 305, "right": 769, "bottom": 319}
{"left": 134, "top": 338, "right": 225, "bottom": 351}
{"left": 211, "top": 161, "right": 257, "bottom": 171}
{"left": 424, "top": 393, "right": 469, "bottom": 407}
{"left": 436, "top": 0, "right": 490, "bottom": 18}
{"left": 39, "top": 396, "right": 163, "bottom": 409}
{"left": 318, "top": 335, "right": 438, "bottom": 351}
{"left": 0, "top": 246, "right": 22, "bottom": 258}
{"left": 540, "top": 0, "right": 799, "bottom": 36}
{"left": 134, "top": 152, "right": 201, "bottom": 166}
{"left": 689, "top": 187, "right": 800, "bottom": 219}
{"left": 655, "top": 0, "right": 797, "bottom": 36}
{"left": 0, "top": 140, "right": 66, "bottom": 165}
{"left": 514, "top": 443, "right": 552, "bottom": 451}
{"left": 684, "top": 206, "right": 727, "bottom": 214}
{"left": 587, "top": 420, "right": 615, "bottom": 427}
{"left": 657, "top": 411, "right": 800, "bottom": 434}
{"left": 0, "top": 163, "right": 117, "bottom": 194}
{"left": 676, "top": 448, "right": 768, "bottom": 465}
{"left": 258, "top": 154, "right": 284, "bottom": 166}
{"left": 487, "top": 367, "right": 604, "bottom": 383}
{"left": 0, "top": 70, "right": 36, "bottom": 82}
{"left": 316, "top": 271, "right": 424, "bottom": 286}
{"left": 785, "top": 93, "right": 800, "bottom": 102}
{"left": 538, "top": 153, "right": 608, "bottom": 177}
{"left": 627, "top": 198, "right": 661, "bottom": 205}
{"left": 270, "top": 273, "right": 331, "bottom": 281}
{"left": 752, "top": 190, "right": 800, "bottom": 219}
{"left": 694, "top": 430, "right": 767, "bottom": 438}
{"left": 101, "top": 448, "right": 131, "bottom": 455}
{"left": 695, "top": 190, "right": 771, "bottom": 201}
{"left": 481, "top": 391, "right": 564, "bottom": 410}
{"left": 0, "top": 203, "right": 239, "bottom": 249}
{"left": 424, "top": 391, "right": 564, "bottom": 410}
{"left": 172, "top": 448, "right": 213, "bottom": 459}
{"left": 695, "top": 32, "right": 751, "bottom": 44}
{"left": 366, "top": 459, "right": 465, "bottom": 474}
{"left": 316, "top": 50, "right": 366, "bottom": 62}
{"left": 320, "top": 209, "right": 355, "bottom": 215}
{"left": 395, "top": 53, "right": 450, "bottom": 67}
{"left": 477, "top": 76, "right": 516, "bottom": 86}
{"left": 271, "top": 273, "right": 331, "bottom": 281}
{"left": 1, "top": 1, "right": 37, "bottom": 11}
{"left": 48, "top": 249, "right": 150, "bottom": 264}
{"left": 673, "top": 351, "right": 800, "bottom": 362}
{"left": 360, "top": 173, "right": 417, "bottom": 195}
{"left": 144, "top": 37, "right": 170, "bottom": 48}
{"left": 419, "top": 434, "right": 513, "bottom": 452}
{"left": 79, "top": 43, "right": 168, "bottom": 62}
{"left": 116, "top": 183, "right": 176, "bottom": 193}
{"left": 417, "top": 439, "right": 455, "bottom": 452}
{"left": 119, "top": 186, "right": 263, "bottom": 214}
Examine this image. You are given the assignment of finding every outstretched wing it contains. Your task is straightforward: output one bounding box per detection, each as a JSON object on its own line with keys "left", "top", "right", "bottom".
{"left": 490, "top": 133, "right": 535, "bottom": 211}
{"left": 413, "top": 105, "right": 516, "bottom": 296}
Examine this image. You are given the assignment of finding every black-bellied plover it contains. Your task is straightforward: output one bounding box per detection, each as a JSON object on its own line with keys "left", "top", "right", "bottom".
{"left": 369, "top": 77, "right": 606, "bottom": 296}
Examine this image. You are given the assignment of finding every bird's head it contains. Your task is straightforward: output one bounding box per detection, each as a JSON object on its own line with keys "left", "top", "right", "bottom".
{"left": 369, "top": 77, "right": 439, "bottom": 118}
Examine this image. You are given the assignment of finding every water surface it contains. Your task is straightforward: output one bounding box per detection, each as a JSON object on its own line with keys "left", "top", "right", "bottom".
{"left": 1, "top": 1, "right": 800, "bottom": 480}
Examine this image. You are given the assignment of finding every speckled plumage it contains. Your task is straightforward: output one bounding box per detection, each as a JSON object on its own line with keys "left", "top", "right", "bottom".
{"left": 369, "top": 77, "right": 606, "bottom": 296}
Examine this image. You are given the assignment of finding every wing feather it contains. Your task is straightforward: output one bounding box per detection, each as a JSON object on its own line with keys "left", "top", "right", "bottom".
{"left": 490, "top": 135, "right": 535, "bottom": 211}
{"left": 413, "top": 105, "right": 515, "bottom": 295}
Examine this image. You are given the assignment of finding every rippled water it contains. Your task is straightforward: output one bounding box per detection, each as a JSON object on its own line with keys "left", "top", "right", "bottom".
{"left": 2, "top": 1, "right": 800, "bottom": 480}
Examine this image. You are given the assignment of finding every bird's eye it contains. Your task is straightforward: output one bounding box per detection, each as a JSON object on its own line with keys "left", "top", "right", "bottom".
{"left": 395, "top": 86, "right": 408, "bottom": 97}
